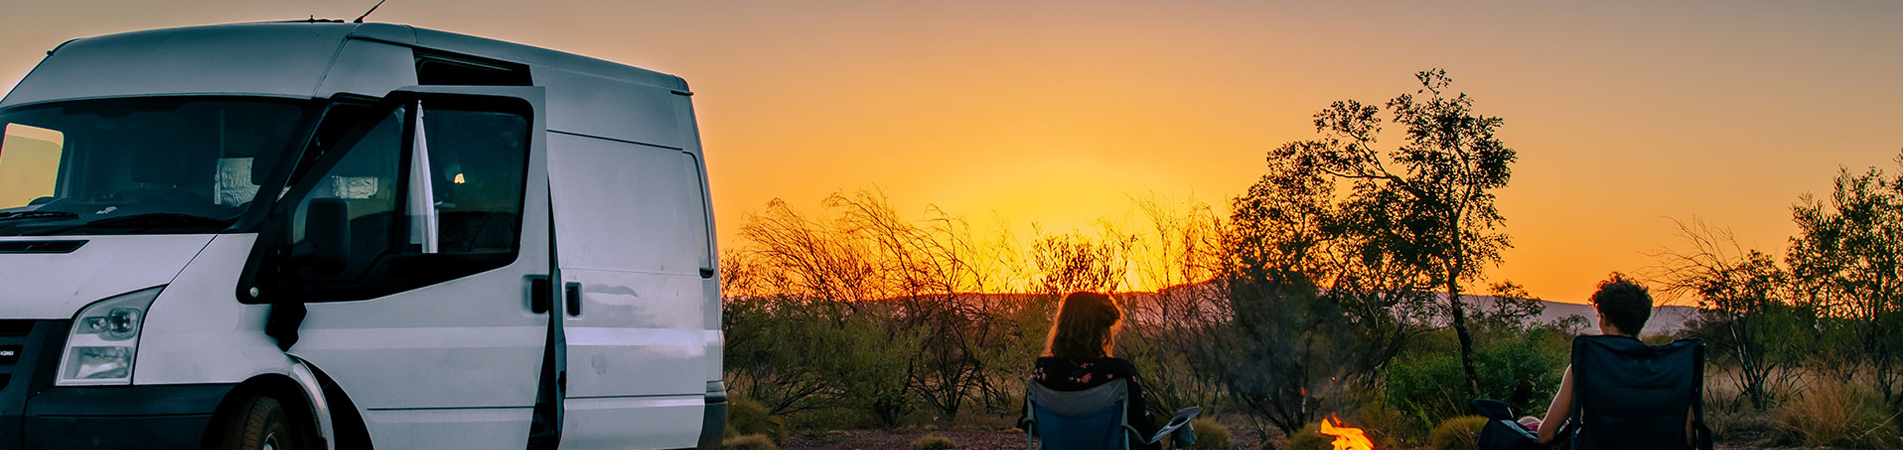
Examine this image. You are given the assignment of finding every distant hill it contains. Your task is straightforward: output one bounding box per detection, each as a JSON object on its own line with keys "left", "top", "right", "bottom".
{"left": 854, "top": 287, "right": 1705, "bottom": 337}
{"left": 1524, "top": 299, "right": 1700, "bottom": 337}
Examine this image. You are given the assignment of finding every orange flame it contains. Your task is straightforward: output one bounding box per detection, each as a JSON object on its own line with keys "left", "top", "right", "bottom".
{"left": 1318, "top": 414, "right": 1374, "bottom": 450}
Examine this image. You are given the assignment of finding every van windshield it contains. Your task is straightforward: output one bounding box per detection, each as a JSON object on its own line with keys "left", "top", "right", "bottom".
{"left": 0, "top": 97, "right": 313, "bottom": 236}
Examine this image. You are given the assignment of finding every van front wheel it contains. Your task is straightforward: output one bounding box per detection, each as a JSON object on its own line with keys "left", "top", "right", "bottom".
{"left": 215, "top": 395, "right": 303, "bottom": 450}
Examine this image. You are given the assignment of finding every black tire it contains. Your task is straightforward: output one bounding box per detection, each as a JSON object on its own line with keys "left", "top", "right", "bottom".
{"left": 215, "top": 395, "right": 303, "bottom": 450}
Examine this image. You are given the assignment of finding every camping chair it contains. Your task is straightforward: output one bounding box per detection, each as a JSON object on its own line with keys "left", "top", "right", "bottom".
{"left": 1472, "top": 398, "right": 1544, "bottom": 450}
{"left": 1563, "top": 335, "right": 1713, "bottom": 450}
{"left": 1021, "top": 378, "right": 1201, "bottom": 450}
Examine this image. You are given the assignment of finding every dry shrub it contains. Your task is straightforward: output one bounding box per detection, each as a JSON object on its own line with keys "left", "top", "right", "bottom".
{"left": 1702, "top": 373, "right": 1777, "bottom": 444}
{"left": 722, "top": 434, "right": 777, "bottom": 450}
{"left": 1428, "top": 416, "right": 1487, "bottom": 450}
{"left": 910, "top": 434, "right": 956, "bottom": 450}
{"left": 1188, "top": 417, "right": 1232, "bottom": 449}
{"left": 724, "top": 397, "right": 786, "bottom": 444}
{"left": 1705, "top": 406, "right": 1778, "bottom": 444}
{"left": 1286, "top": 422, "right": 1332, "bottom": 450}
{"left": 1776, "top": 378, "right": 1901, "bottom": 449}
{"left": 1353, "top": 398, "right": 1426, "bottom": 448}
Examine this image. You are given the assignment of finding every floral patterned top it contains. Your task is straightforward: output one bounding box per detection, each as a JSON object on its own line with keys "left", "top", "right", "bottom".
{"left": 1030, "top": 356, "right": 1160, "bottom": 450}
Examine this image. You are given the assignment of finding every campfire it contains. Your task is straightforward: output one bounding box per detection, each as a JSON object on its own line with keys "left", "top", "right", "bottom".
{"left": 1318, "top": 414, "right": 1375, "bottom": 450}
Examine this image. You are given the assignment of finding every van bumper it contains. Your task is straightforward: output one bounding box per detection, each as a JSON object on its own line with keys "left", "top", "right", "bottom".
{"left": 20, "top": 384, "right": 235, "bottom": 450}
{"left": 697, "top": 381, "right": 728, "bottom": 449}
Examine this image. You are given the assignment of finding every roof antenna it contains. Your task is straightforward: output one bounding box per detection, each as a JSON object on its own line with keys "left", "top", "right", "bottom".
{"left": 352, "top": 0, "right": 387, "bottom": 23}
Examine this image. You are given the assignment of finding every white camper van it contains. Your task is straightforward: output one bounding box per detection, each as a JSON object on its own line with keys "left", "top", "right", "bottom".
{"left": 0, "top": 22, "right": 724, "bottom": 450}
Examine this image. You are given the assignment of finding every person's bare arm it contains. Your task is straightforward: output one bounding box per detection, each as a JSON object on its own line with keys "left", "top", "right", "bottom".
{"left": 1539, "top": 365, "right": 1574, "bottom": 444}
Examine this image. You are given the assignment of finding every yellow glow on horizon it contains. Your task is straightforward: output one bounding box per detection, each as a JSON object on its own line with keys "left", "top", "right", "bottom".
{"left": 0, "top": 1, "right": 1896, "bottom": 304}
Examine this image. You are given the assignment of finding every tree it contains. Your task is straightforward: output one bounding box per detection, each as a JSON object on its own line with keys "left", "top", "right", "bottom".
{"left": 1786, "top": 159, "right": 1903, "bottom": 402}
{"left": 1197, "top": 146, "right": 1351, "bottom": 436}
{"left": 1273, "top": 69, "right": 1516, "bottom": 397}
{"left": 1653, "top": 219, "right": 1808, "bottom": 411}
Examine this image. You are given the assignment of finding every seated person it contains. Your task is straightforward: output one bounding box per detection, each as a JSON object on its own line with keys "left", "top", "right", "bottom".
{"left": 1030, "top": 291, "right": 1161, "bottom": 450}
{"left": 1534, "top": 274, "right": 1696, "bottom": 448}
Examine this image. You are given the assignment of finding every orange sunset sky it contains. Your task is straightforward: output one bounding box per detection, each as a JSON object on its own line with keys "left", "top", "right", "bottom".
{"left": 3, "top": 1, "right": 1899, "bottom": 304}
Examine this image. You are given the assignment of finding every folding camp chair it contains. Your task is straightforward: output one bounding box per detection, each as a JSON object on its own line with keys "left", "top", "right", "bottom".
{"left": 1022, "top": 378, "right": 1201, "bottom": 450}
{"left": 1562, "top": 335, "right": 1713, "bottom": 450}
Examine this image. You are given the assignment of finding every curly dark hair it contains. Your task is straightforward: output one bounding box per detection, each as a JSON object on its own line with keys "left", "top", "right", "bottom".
{"left": 1045, "top": 292, "right": 1123, "bottom": 361}
{"left": 1590, "top": 273, "right": 1653, "bottom": 336}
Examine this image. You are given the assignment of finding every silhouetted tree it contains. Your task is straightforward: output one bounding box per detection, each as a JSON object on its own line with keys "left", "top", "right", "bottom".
{"left": 1199, "top": 148, "right": 1354, "bottom": 436}
{"left": 1786, "top": 158, "right": 1903, "bottom": 403}
{"left": 1272, "top": 69, "right": 1516, "bottom": 397}
{"left": 1654, "top": 219, "right": 1809, "bottom": 411}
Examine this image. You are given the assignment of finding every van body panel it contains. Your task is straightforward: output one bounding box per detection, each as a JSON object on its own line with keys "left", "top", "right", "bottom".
{"left": 546, "top": 134, "right": 707, "bottom": 275}
{"left": 315, "top": 39, "right": 420, "bottom": 100}
{"left": 358, "top": 406, "right": 534, "bottom": 449}
{"left": 539, "top": 68, "right": 685, "bottom": 149}
{"left": 560, "top": 396, "right": 703, "bottom": 449}
{"left": 134, "top": 234, "right": 287, "bottom": 385}
{"left": 0, "top": 24, "right": 353, "bottom": 107}
{"left": 674, "top": 94, "right": 724, "bottom": 383}
{"left": 343, "top": 22, "right": 420, "bottom": 46}
{"left": 0, "top": 235, "right": 211, "bottom": 319}
{"left": 547, "top": 133, "right": 711, "bottom": 446}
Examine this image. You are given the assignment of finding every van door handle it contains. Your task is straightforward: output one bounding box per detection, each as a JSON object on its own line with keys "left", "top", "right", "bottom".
{"left": 564, "top": 282, "right": 582, "bottom": 317}
{"left": 528, "top": 276, "right": 551, "bottom": 314}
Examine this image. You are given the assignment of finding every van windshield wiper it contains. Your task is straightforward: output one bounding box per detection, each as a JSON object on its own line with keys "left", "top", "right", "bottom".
{"left": 26, "top": 212, "right": 237, "bottom": 235}
{"left": 0, "top": 210, "right": 80, "bottom": 222}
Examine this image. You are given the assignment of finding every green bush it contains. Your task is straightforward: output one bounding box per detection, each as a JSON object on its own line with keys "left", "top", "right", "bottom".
{"left": 1428, "top": 416, "right": 1486, "bottom": 450}
{"left": 1388, "top": 327, "right": 1568, "bottom": 429}
{"left": 725, "top": 397, "right": 785, "bottom": 444}
{"left": 1286, "top": 422, "right": 1332, "bottom": 450}
{"left": 911, "top": 434, "right": 956, "bottom": 450}
{"left": 722, "top": 434, "right": 777, "bottom": 450}
{"left": 1187, "top": 417, "right": 1231, "bottom": 449}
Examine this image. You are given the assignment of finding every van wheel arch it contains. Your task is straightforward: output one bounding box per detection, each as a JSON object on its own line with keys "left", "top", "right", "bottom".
{"left": 300, "top": 364, "right": 374, "bottom": 450}
{"left": 206, "top": 371, "right": 372, "bottom": 450}
{"left": 206, "top": 375, "right": 320, "bottom": 450}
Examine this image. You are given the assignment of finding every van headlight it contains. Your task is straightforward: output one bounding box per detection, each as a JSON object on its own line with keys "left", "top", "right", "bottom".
{"left": 56, "top": 286, "right": 163, "bottom": 386}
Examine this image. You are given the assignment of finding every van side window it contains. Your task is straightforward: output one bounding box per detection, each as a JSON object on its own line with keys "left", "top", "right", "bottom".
{"left": 281, "top": 99, "right": 531, "bottom": 300}
{"left": 415, "top": 52, "right": 532, "bottom": 86}
{"left": 289, "top": 108, "right": 405, "bottom": 282}
{"left": 422, "top": 108, "right": 529, "bottom": 253}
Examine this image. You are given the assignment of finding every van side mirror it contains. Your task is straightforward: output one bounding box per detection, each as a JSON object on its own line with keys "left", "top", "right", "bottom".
{"left": 306, "top": 198, "right": 351, "bottom": 275}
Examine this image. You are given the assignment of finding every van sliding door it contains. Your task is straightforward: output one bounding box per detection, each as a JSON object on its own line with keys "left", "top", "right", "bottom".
{"left": 546, "top": 132, "right": 711, "bottom": 449}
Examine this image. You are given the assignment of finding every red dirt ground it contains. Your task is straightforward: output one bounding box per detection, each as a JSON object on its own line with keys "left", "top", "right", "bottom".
{"left": 777, "top": 428, "right": 1798, "bottom": 450}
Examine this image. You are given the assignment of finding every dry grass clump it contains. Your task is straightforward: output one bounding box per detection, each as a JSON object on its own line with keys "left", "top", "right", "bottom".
{"left": 1188, "top": 417, "right": 1232, "bottom": 449}
{"left": 910, "top": 434, "right": 956, "bottom": 450}
{"left": 1428, "top": 416, "right": 1486, "bottom": 450}
{"left": 722, "top": 434, "right": 777, "bottom": 450}
{"left": 725, "top": 397, "right": 787, "bottom": 444}
{"left": 1776, "top": 378, "right": 1902, "bottom": 449}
